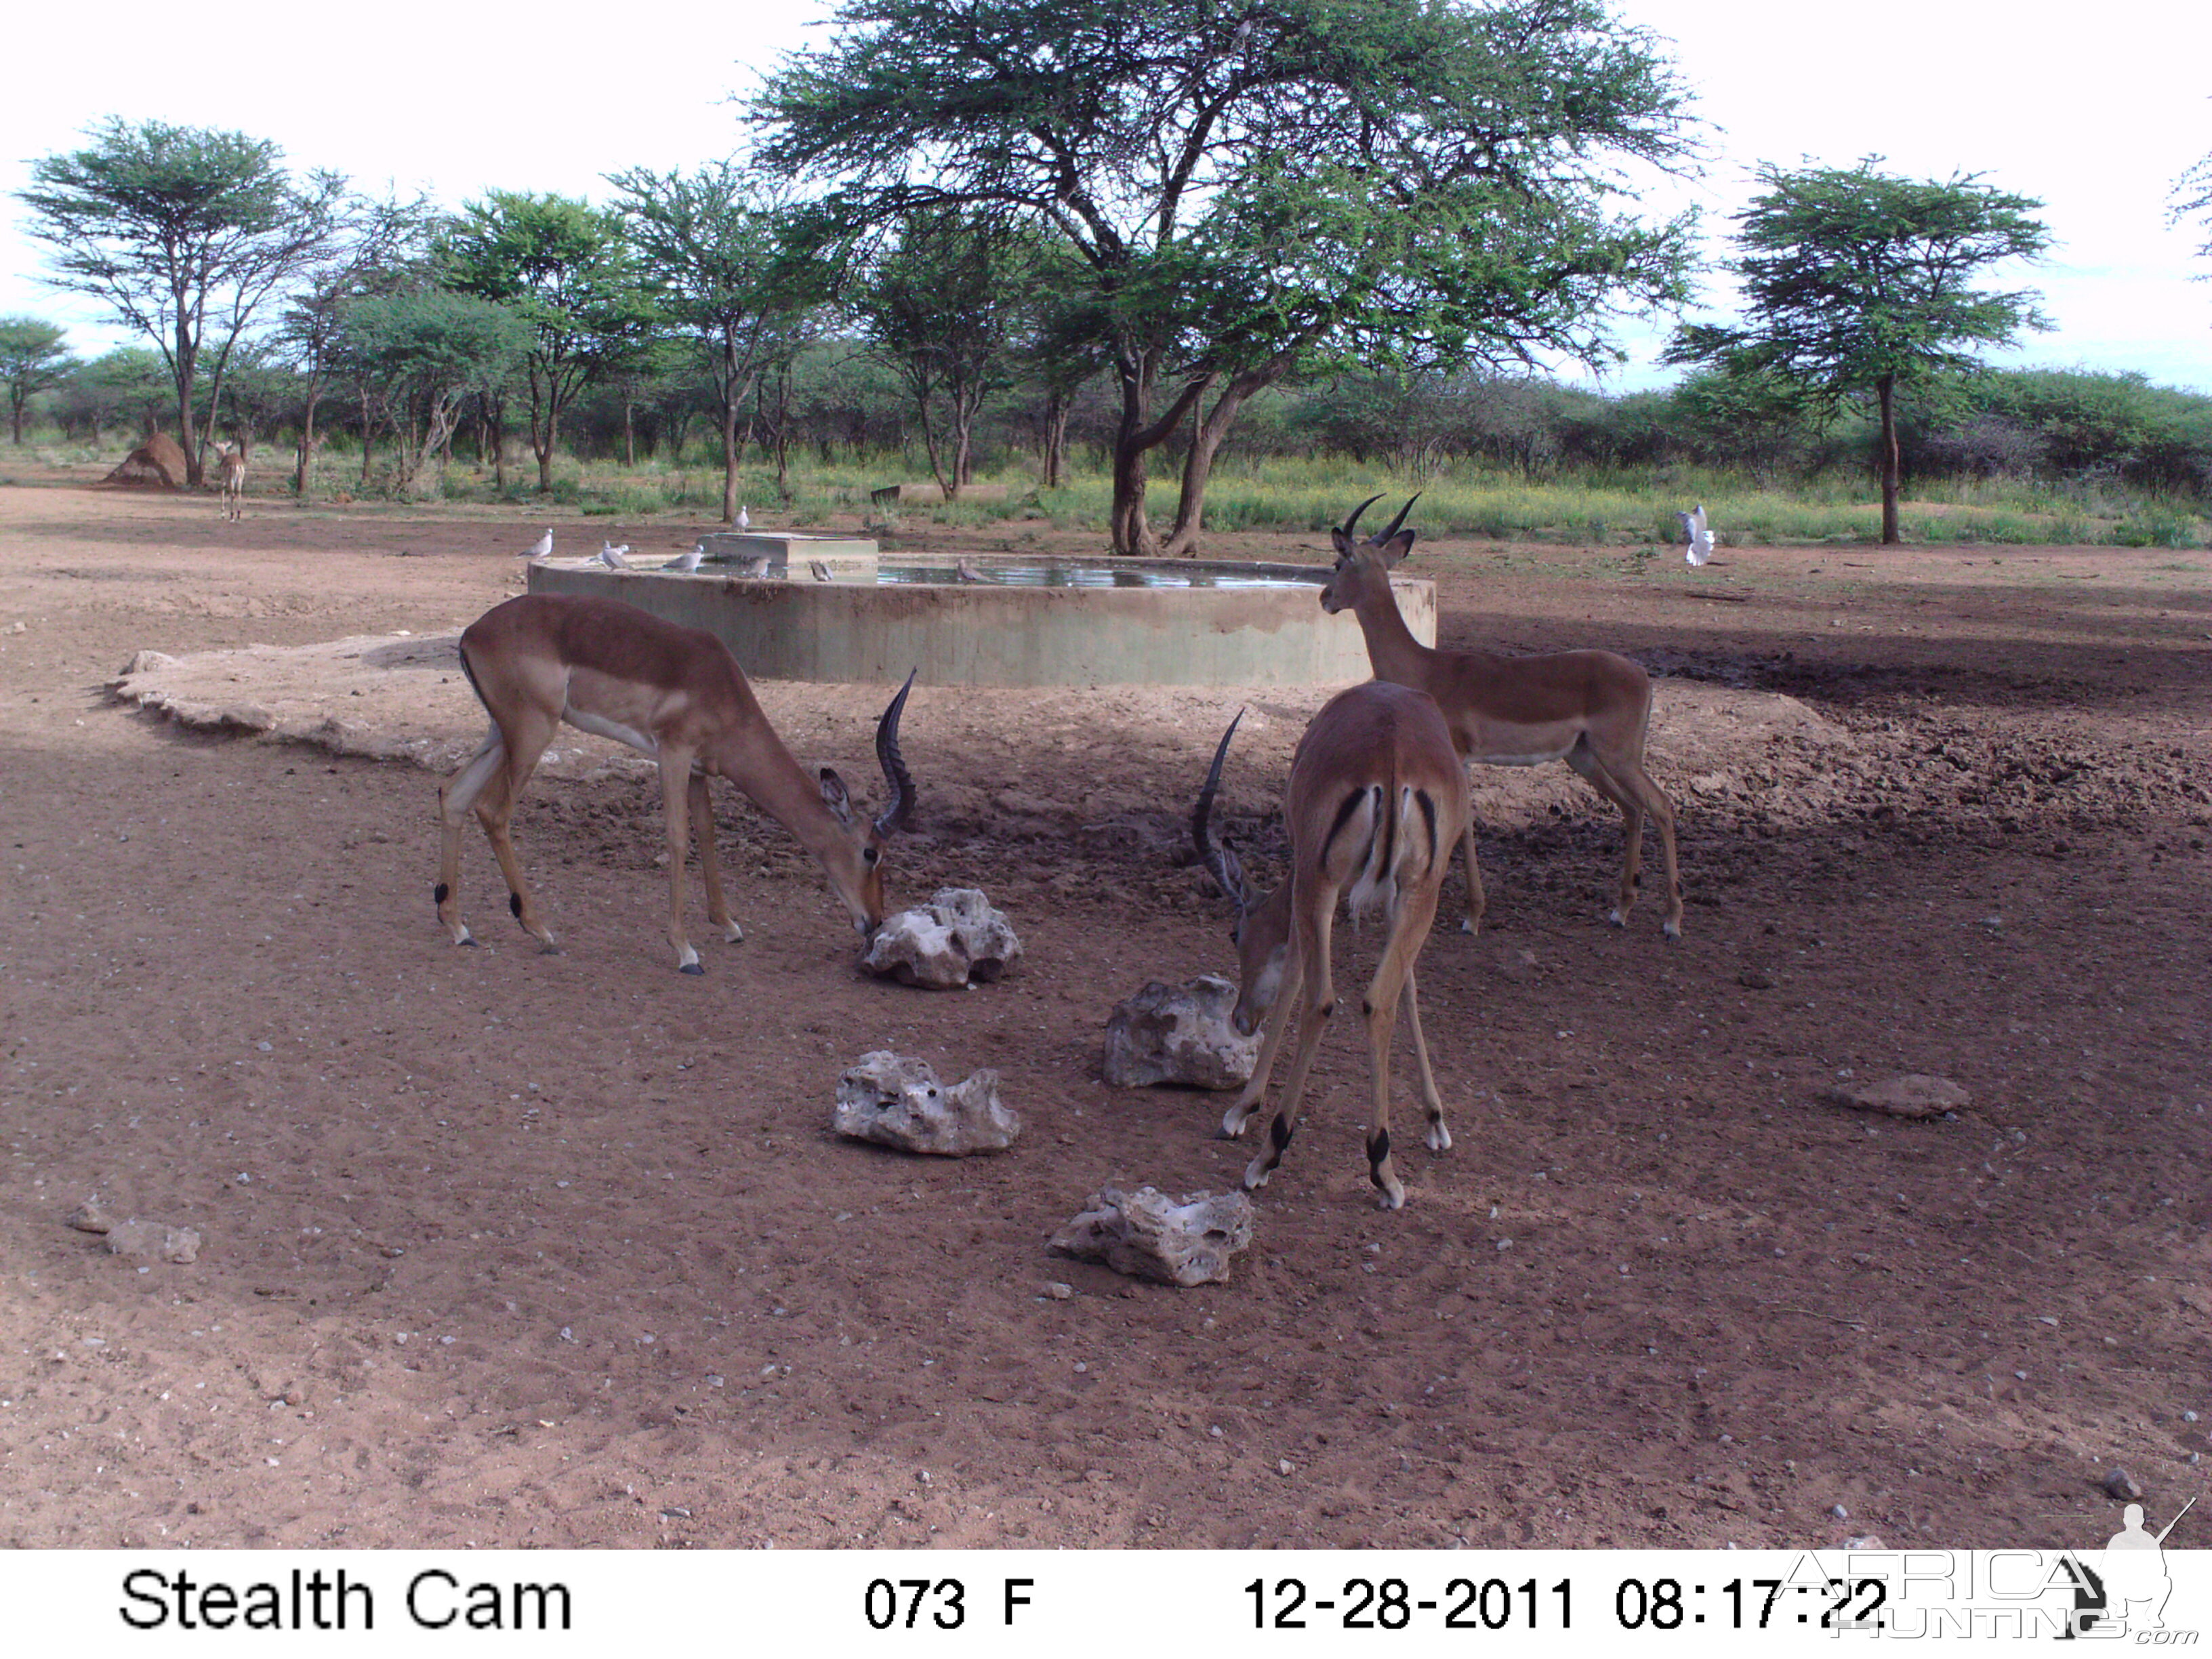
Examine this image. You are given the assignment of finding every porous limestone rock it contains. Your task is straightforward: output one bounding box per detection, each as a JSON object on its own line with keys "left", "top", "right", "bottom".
{"left": 834, "top": 1051, "right": 1020, "bottom": 1155}
{"left": 1826, "top": 1073, "right": 1969, "bottom": 1120}
{"left": 862, "top": 887, "right": 1023, "bottom": 989}
{"left": 1101, "top": 976, "right": 1258, "bottom": 1090}
{"left": 1048, "top": 1185, "right": 1255, "bottom": 1287}
{"left": 102, "top": 1219, "right": 201, "bottom": 1263}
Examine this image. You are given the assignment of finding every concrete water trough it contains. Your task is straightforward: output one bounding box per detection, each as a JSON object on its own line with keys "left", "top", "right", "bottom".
{"left": 527, "top": 547, "right": 1435, "bottom": 687}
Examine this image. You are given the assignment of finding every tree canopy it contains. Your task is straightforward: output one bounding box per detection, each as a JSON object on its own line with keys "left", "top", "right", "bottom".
{"left": 1666, "top": 158, "right": 2050, "bottom": 543}
{"left": 753, "top": 0, "right": 1697, "bottom": 552}
{"left": 442, "top": 191, "right": 656, "bottom": 492}
{"left": 16, "top": 117, "right": 345, "bottom": 483}
{"left": 0, "top": 316, "right": 79, "bottom": 444}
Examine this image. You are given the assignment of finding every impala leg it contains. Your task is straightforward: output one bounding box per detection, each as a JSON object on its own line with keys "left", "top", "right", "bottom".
{"left": 1400, "top": 968, "right": 1450, "bottom": 1154}
{"left": 1359, "top": 882, "right": 1441, "bottom": 1210}
{"left": 436, "top": 725, "right": 506, "bottom": 946}
{"left": 1619, "top": 762, "right": 1683, "bottom": 940}
{"left": 1568, "top": 745, "right": 1644, "bottom": 929}
{"left": 659, "top": 752, "right": 703, "bottom": 973}
{"left": 1456, "top": 799, "right": 1486, "bottom": 936}
{"left": 1221, "top": 958, "right": 1304, "bottom": 1140}
{"left": 688, "top": 771, "right": 743, "bottom": 945}
{"left": 1243, "top": 903, "right": 1335, "bottom": 1195}
{"left": 474, "top": 712, "right": 561, "bottom": 954}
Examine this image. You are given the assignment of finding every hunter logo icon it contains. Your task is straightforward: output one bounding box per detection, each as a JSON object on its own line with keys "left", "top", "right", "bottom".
{"left": 2065, "top": 1493, "right": 2196, "bottom": 1638}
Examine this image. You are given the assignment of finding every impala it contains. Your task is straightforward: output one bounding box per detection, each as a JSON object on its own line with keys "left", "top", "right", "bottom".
{"left": 213, "top": 439, "right": 247, "bottom": 522}
{"left": 435, "top": 593, "right": 917, "bottom": 972}
{"left": 1322, "top": 496, "right": 1683, "bottom": 939}
{"left": 1192, "top": 682, "right": 1471, "bottom": 1210}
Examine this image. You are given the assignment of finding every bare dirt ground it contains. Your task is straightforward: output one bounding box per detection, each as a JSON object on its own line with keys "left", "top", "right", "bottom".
{"left": 1, "top": 476, "right": 2207, "bottom": 1551}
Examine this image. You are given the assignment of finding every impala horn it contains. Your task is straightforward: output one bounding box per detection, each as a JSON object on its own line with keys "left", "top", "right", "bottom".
{"left": 1191, "top": 709, "right": 1252, "bottom": 912}
{"left": 873, "top": 669, "right": 918, "bottom": 836}
{"left": 1338, "top": 494, "right": 1385, "bottom": 540}
{"left": 1368, "top": 493, "right": 1422, "bottom": 548}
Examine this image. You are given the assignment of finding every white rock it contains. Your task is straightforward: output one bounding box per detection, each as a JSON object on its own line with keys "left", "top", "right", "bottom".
{"left": 863, "top": 887, "right": 1023, "bottom": 989}
{"left": 1048, "top": 1185, "right": 1256, "bottom": 1287}
{"left": 1101, "top": 976, "right": 1260, "bottom": 1090}
{"left": 1826, "top": 1073, "right": 1969, "bottom": 1120}
{"left": 103, "top": 1219, "right": 201, "bottom": 1263}
{"left": 833, "top": 1051, "right": 1020, "bottom": 1155}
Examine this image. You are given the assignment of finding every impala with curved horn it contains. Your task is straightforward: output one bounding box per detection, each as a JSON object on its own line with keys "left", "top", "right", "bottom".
{"left": 1193, "top": 683, "right": 1471, "bottom": 1210}
{"left": 1322, "top": 495, "right": 1683, "bottom": 939}
{"left": 435, "top": 592, "right": 918, "bottom": 972}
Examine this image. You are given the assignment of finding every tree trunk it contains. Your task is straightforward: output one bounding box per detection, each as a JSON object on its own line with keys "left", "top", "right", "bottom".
{"left": 489, "top": 394, "right": 507, "bottom": 492}
{"left": 294, "top": 377, "right": 323, "bottom": 497}
{"left": 359, "top": 388, "right": 375, "bottom": 491}
{"left": 1160, "top": 357, "right": 1292, "bottom": 557}
{"left": 9, "top": 394, "right": 22, "bottom": 444}
{"left": 623, "top": 398, "right": 636, "bottom": 468}
{"left": 1877, "top": 373, "right": 1902, "bottom": 545}
{"left": 1109, "top": 348, "right": 1213, "bottom": 556}
{"left": 1041, "top": 388, "right": 1069, "bottom": 489}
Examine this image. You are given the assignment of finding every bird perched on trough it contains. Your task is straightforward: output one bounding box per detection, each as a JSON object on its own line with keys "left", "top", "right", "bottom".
{"left": 663, "top": 541, "right": 705, "bottom": 572}
{"left": 521, "top": 528, "right": 553, "bottom": 561}
{"left": 808, "top": 559, "right": 834, "bottom": 581}
{"left": 955, "top": 557, "right": 987, "bottom": 583}
{"left": 594, "top": 541, "right": 630, "bottom": 569}
{"left": 735, "top": 553, "right": 773, "bottom": 579}
{"left": 1678, "top": 504, "right": 1714, "bottom": 567}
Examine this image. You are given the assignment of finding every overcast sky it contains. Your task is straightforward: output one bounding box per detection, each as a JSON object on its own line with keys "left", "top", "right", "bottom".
{"left": 3, "top": 0, "right": 2207, "bottom": 394}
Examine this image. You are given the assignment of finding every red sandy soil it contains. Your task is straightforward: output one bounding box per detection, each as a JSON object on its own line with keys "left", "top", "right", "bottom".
{"left": 1, "top": 476, "right": 2207, "bottom": 1550}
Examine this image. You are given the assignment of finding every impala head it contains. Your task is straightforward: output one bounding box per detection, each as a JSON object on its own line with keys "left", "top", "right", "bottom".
{"left": 1192, "top": 710, "right": 1292, "bottom": 1036}
{"left": 1319, "top": 493, "right": 1420, "bottom": 614}
{"left": 813, "top": 670, "right": 919, "bottom": 937}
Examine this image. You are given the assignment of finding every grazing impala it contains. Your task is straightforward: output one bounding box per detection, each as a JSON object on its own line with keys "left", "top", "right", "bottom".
{"left": 1322, "top": 496, "right": 1683, "bottom": 939}
{"left": 213, "top": 438, "right": 247, "bottom": 521}
{"left": 436, "top": 593, "right": 917, "bottom": 972}
{"left": 1192, "top": 682, "right": 1471, "bottom": 1210}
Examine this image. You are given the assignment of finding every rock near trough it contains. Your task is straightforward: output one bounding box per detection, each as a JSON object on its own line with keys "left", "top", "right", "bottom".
{"left": 833, "top": 1051, "right": 1021, "bottom": 1155}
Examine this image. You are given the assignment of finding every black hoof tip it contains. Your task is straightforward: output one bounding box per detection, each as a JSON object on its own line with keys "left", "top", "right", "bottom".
{"left": 680, "top": 962, "right": 705, "bottom": 976}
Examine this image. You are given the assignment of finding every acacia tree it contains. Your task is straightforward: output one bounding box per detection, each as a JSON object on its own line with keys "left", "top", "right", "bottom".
{"left": 1666, "top": 159, "right": 2051, "bottom": 544}
{"left": 754, "top": 0, "right": 1695, "bottom": 554}
{"left": 275, "top": 192, "right": 433, "bottom": 495}
{"left": 607, "top": 164, "right": 813, "bottom": 521}
{"left": 0, "top": 317, "right": 79, "bottom": 444}
{"left": 441, "top": 192, "right": 654, "bottom": 493}
{"left": 337, "top": 290, "right": 531, "bottom": 497}
{"left": 853, "top": 209, "right": 1038, "bottom": 498}
{"left": 16, "top": 119, "right": 345, "bottom": 485}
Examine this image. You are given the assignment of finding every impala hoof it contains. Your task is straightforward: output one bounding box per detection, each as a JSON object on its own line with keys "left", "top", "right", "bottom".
{"left": 1607, "top": 906, "right": 1626, "bottom": 928}
{"left": 1663, "top": 920, "right": 1683, "bottom": 943}
{"left": 679, "top": 961, "right": 705, "bottom": 977}
{"left": 455, "top": 930, "right": 478, "bottom": 948}
{"left": 1375, "top": 1185, "right": 1406, "bottom": 1212}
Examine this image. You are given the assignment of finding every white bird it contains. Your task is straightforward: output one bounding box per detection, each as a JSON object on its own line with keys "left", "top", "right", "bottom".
{"left": 663, "top": 541, "right": 705, "bottom": 572}
{"left": 1678, "top": 504, "right": 1714, "bottom": 568}
{"left": 594, "top": 541, "right": 630, "bottom": 569}
{"left": 808, "top": 559, "right": 834, "bottom": 582}
{"left": 520, "top": 528, "right": 553, "bottom": 561}
{"left": 737, "top": 504, "right": 751, "bottom": 531}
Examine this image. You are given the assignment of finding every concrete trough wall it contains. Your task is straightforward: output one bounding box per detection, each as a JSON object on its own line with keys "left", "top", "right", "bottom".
{"left": 527, "top": 559, "right": 1434, "bottom": 687}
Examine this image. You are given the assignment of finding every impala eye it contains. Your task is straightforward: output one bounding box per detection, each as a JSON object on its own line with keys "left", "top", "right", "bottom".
{"left": 863, "top": 846, "right": 880, "bottom": 865}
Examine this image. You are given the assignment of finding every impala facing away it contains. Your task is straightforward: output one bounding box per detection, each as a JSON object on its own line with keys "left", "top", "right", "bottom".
{"left": 436, "top": 593, "right": 916, "bottom": 972}
{"left": 1322, "top": 496, "right": 1683, "bottom": 940}
{"left": 1193, "top": 682, "right": 1471, "bottom": 1210}
{"left": 213, "top": 439, "right": 247, "bottom": 522}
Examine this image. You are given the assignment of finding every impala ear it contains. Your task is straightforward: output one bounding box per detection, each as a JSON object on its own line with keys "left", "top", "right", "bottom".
{"left": 819, "top": 766, "right": 855, "bottom": 827}
{"left": 1376, "top": 528, "right": 1416, "bottom": 567}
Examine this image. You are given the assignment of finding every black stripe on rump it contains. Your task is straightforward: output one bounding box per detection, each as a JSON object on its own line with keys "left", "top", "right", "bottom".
{"left": 1415, "top": 788, "right": 1439, "bottom": 876}
{"left": 1319, "top": 786, "right": 1371, "bottom": 872}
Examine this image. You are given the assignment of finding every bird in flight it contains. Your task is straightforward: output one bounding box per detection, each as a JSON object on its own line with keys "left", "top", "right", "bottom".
{"left": 1678, "top": 505, "right": 1714, "bottom": 567}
